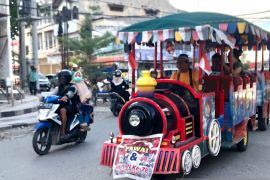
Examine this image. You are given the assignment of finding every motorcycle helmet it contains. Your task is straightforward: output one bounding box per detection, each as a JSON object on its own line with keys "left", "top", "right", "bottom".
{"left": 114, "top": 70, "right": 122, "bottom": 77}
{"left": 58, "top": 70, "right": 72, "bottom": 86}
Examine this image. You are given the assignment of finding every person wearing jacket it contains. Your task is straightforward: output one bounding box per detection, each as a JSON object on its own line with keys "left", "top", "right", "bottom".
{"left": 110, "top": 70, "right": 130, "bottom": 102}
{"left": 53, "top": 70, "right": 80, "bottom": 138}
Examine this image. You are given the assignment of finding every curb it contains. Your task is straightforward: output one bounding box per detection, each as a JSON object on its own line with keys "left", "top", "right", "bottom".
{"left": 0, "top": 105, "right": 111, "bottom": 131}
{"left": 0, "top": 107, "right": 38, "bottom": 118}
{"left": 0, "top": 122, "right": 36, "bottom": 131}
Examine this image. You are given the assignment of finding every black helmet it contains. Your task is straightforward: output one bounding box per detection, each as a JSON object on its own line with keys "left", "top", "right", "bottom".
{"left": 114, "top": 70, "right": 122, "bottom": 77}
{"left": 58, "top": 70, "right": 72, "bottom": 85}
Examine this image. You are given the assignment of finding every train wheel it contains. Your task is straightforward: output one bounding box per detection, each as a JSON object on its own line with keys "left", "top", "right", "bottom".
{"left": 236, "top": 127, "right": 248, "bottom": 152}
{"left": 191, "top": 145, "right": 201, "bottom": 168}
{"left": 258, "top": 117, "right": 267, "bottom": 131}
{"left": 208, "top": 120, "right": 221, "bottom": 156}
{"left": 257, "top": 106, "right": 267, "bottom": 131}
{"left": 181, "top": 150, "right": 192, "bottom": 175}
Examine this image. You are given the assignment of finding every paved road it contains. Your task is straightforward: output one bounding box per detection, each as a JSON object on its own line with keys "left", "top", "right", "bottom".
{"left": 1, "top": 110, "right": 270, "bottom": 179}
{"left": 0, "top": 110, "right": 117, "bottom": 180}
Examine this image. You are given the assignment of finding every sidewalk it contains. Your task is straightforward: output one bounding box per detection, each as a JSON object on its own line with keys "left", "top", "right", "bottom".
{"left": 0, "top": 95, "right": 110, "bottom": 130}
{"left": 0, "top": 95, "right": 39, "bottom": 118}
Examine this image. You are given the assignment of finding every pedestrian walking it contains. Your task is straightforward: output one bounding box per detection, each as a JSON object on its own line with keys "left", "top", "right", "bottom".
{"left": 29, "top": 66, "right": 38, "bottom": 95}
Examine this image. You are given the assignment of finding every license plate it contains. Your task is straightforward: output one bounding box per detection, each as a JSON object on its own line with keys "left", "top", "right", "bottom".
{"left": 38, "top": 103, "right": 53, "bottom": 109}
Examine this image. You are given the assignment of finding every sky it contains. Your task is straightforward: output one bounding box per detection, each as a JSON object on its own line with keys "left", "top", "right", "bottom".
{"left": 169, "top": 0, "right": 270, "bottom": 31}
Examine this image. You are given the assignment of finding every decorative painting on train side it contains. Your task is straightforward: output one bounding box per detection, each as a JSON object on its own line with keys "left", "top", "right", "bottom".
{"left": 113, "top": 134, "right": 163, "bottom": 180}
{"left": 264, "top": 79, "right": 270, "bottom": 100}
{"left": 202, "top": 95, "right": 215, "bottom": 136}
{"left": 245, "top": 87, "right": 252, "bottom": 117}
{"left": 232, "top": 91, "right": 239, "bottom": 122}
{"left": 238, "top": 88, "right": 244, "bottom": 119}
{"left": 242, "top": 89, "right": 247, "bottom": 117}
{"left": 256, "top": 73, "right": 264, "bottom": 106}
{"left": 252, "top": 83, "right": 257, "bottom": 115}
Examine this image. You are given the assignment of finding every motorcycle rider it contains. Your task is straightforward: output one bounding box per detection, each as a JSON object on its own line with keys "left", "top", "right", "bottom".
{"left": 53, "top": 70, "right": 80, "bottom": 138}
{"left": 110, "top": 70, "right": 130, "bottom": 102}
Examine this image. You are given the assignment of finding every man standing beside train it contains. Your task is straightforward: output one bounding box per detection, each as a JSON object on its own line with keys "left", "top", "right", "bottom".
{"left": 170, "top": 54, "right": 199, "bottom": 91}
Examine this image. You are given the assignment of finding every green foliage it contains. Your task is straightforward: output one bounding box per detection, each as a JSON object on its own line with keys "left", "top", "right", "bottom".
{"left": 10, "top": 0, "right": 19, "bottom": 40}
{"left": 65, "top": 16, "right": 114, "bottom": 59}
{"left": 89, "top": 5, "right": 102, "bottom": 15}
{"left": 83, "top": 64, "right": 109, "bottom": 81}
{"left": 63, "top": 14, "right": 114, "bottom": 79}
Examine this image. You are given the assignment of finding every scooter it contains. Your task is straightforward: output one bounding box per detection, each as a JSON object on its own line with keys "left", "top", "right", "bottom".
{"left": 109, "top": 92, "right": 126, "bottom": 117}
{"left": 32, "top": 95, "right": 92, "bottom": 155}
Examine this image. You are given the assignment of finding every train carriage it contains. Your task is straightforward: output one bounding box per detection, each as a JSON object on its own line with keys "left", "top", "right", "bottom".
{"left": 100, "top": 12, "right": 270, "bottom": 178}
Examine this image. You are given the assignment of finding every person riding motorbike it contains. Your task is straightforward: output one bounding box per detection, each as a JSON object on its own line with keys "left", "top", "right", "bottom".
{"left": 53, "top": 70, "right": 80, "bottom": 139}
{"left": 72, "top": 71, "right": 93, "bottom": 131}
{"left": 110, "top": 70, "right": 130, "bottom": 102}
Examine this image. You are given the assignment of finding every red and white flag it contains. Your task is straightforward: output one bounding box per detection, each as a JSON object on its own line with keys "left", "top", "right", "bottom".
{"left": 199, "top": 53, "right": 212, "bottom": 75}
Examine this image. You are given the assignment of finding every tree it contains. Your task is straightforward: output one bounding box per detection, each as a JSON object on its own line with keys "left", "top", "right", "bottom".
{"left": 10, "top": 0, "right": 19, "bottom": 40}
{"left": 64, "top": 15, "right": 114, "bottom": 79}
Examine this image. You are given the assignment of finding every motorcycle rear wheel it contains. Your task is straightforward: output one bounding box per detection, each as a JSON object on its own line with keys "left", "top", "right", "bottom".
{"left": 32, "top": 128, "right": 52, "bottom": 155}
{"left": 77, "top": 131, "right": 87, "bottom": 143}
{"left": 112, "top": 110, "right": 119, "bottom": 117}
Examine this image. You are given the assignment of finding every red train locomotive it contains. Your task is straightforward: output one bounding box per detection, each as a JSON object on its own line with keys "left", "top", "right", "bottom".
{"left": 100, "top": 12, "right": 270, "bottom": 178}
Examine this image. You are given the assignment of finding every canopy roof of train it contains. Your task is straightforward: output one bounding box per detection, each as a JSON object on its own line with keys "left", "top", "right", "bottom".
{"left": 117, "top": 12, "right": 270, "bottom": 49}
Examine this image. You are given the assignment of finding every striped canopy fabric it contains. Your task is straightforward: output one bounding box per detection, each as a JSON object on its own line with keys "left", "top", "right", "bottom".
{"left": 117, "top": 12, "right": 270, "bottom": 49}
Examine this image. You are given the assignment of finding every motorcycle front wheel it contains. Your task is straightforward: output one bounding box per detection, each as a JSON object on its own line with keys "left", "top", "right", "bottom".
{"left": 32, "top": 128, "right": 52, "bottom": 155}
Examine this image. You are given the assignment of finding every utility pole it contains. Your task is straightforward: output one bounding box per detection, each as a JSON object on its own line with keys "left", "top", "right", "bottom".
{"left": 31, "top": 0, "right": 39, "bottom": 90}
{"left": 19, "top": 21, "right": 27, "bottom": 92}
{"left": 31, "top": 0, "right": 38, "bottom": 68}
{"left": 18, "top": 0, "right": 40, "bottom": 92}
{"left": 18, "top": 0, "right": 28, "bottom": 93}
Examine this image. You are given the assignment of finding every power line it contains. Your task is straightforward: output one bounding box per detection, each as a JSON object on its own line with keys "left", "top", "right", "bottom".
{"left": 236, "top": 10, "right": 270, "bottom": 17}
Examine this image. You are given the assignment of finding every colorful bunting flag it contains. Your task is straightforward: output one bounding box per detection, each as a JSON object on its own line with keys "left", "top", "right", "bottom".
{"left": 219, "top": 23, "right": 228, "bottom": 31}
{"left": 152, "top": 30, "right": 158, "bottom": 42}
{"left": 128, "top": 32, "right": 138, "bottom": 44}
{"left": 179, "top": 27, "right": 191, "bottom": 42}
{"left": 195, "top": 25, "right": 209, "bottom": 40}
{"left": 142, "top": 31, "right": 152, "bottom": 42}
{"left": 175, "top": 31, "right": 182, "bottom": 41}
{"left": 237, "top": 23, "right": 246, "bottom": 34}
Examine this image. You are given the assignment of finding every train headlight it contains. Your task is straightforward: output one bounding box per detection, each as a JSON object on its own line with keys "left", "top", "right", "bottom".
{"left": 129, "top": 114, "right": 141, "bottom": 127}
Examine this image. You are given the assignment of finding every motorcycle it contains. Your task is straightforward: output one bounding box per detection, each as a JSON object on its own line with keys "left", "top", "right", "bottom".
{"left": 109, "top": 92, "right": 126, "bottom": 117}
{"left": 32, "top": 95, "right": 92, "bottom": 155}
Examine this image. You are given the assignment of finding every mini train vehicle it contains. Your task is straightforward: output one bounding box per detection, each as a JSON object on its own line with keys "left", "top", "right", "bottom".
{"left": 100, "top": 12, "right": 270, "bottom": 178}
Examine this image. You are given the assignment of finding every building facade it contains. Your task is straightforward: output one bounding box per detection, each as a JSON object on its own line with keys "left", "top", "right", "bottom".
{"left": 23, "top": 0, "right": 180, "bottom": 75}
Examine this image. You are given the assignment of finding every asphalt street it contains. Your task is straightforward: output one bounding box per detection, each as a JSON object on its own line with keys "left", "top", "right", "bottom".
{"left": 1, "top": 109, "right": 270, "bottom": 180}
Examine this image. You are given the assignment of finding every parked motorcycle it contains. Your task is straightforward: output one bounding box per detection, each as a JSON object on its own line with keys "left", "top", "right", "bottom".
{"left": 109, "top": 92, "right": 126, "bottom": 117}
{"left": 32, "top": 95, "right": 92, "bottom": 155}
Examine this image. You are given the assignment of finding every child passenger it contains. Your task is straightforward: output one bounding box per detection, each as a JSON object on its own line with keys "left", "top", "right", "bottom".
{"left": 72, "top": 71, "right": 93, "bottom": 131}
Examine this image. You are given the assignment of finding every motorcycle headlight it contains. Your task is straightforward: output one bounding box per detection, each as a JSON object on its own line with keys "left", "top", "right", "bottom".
{"left": 38, "top": 109, "right": 50, "bottom": 117}
{"left": 128, "top": 114, "right": 140, "bottom": 127}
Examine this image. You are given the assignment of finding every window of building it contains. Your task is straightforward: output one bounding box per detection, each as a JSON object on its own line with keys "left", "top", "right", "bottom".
{"left": 144, "top": 8, "right": 160, "bottom": 16}
{"left": 26, "top": 46, "right": 29, "bottom": 55}
{"left": 45, "top": 31, "right": 54, "bottom": 49}
{"left": 38, "top": 33, "right": 43, "bottom": 50}
{"left": 108, "top": 4, "right": 124, "bottom": 12}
